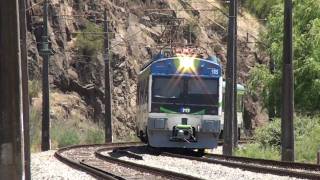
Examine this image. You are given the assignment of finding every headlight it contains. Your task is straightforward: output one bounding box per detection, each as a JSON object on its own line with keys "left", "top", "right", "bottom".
{"left": 148, "top": 118, "right": 167, "bottom": 129}
{"left": 201, "top": 120, "right": 220, "bottom": 133}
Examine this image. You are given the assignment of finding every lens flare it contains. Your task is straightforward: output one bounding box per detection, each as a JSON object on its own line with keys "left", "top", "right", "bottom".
{"left": 180, "top": 57, "right": 194, "bottom": 69}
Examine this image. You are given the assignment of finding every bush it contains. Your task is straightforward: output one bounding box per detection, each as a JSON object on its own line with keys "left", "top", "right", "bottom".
{"left": 235, "top": 143, "right": 280, "bottom": 160}
{"left": 254, "top": 119, "right": 281, "bottom": 149}
{"left": 296, "top": 126, "right": 320, "bottom": 163}
{"left": 236, "top": 115, "right": 320, "bottom": 163}
{"left": 75, "top": 21, "right": 103, "bottom": 57}
{"left": 56, "top": 129, "right": 80, "bottom": 148}
{"left": 241, "top": 0, "right": 281, "bottom": 18}
{"left": 50, "top": 117, "right": 105, "bottom": 148}
{"left": 85, "top": 128, "right": 104, "bottom": 144}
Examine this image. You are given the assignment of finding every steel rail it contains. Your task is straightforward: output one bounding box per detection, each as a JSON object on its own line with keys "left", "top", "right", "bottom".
{"left": 162, "top": 152, "right": 320, "bottom": 179}
{"left": 54, "top": 142, "right": 143, "bottom": 180}
{"left": 95, "top": 147, "right": 202, "bottom": 180}
{"left": 218, "top": 139, "right": 252, "bottom": 145}
{"left": 205, "top": 153, "right": 320, "bottom": 171}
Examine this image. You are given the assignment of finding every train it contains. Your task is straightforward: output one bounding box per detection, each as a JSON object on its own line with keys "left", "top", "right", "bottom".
{"left": 136, "top": 49, "right": 244, "bottom": 151}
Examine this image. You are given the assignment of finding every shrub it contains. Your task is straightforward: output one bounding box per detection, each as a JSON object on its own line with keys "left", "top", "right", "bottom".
{"left": 241, "top": 0, "right": 281, "bottom": 19}
{"left": 75, "top": 21, "right": 103, "bottom": 57}
{"left": 55, "top": 129, "right": 80, "bottom": 148}
{"left": 235, "top": 143, "right": 280, "bottom": 160}
{"left": 254, "top": 119, "right": 281, "bottom": 149}
{"left": 296, "top": 126, "right": 320, "bottom": 163}
{"left": 236, "top": 115, "right": 320, "bottom": 163}
{"left": 85, "top": 128, "right": 104, "bottom": 144}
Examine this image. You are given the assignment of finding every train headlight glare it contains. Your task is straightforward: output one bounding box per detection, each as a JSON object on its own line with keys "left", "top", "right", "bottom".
{"left": 179, "top": 57, "right": 194, "bottom": 69}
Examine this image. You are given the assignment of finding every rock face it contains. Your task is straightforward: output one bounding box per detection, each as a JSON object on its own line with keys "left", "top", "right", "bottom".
{"left": 26, "top": 0, "right": 267, "bottom": 140}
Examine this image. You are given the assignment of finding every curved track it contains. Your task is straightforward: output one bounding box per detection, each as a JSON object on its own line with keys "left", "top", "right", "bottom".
{"left": 56, "top": 143, "right": 320, "bottom": 179}
{"left": 55, "top": 142, "right": 199, "bottom": 180}
{"left": 161, "top": 151, "right": 320, "bottom": 179}
{"left": 55, "top": 143, "right": 144, "bottom": 180}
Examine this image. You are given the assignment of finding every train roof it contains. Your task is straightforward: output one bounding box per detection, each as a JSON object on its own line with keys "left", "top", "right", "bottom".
{"left": 140, "top": 53, "right": 222, "bottom": 78}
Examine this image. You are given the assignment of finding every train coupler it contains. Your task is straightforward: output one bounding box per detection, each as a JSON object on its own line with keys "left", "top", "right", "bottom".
{"left": 170, "top": 125, "right": 197, "bottom": 143}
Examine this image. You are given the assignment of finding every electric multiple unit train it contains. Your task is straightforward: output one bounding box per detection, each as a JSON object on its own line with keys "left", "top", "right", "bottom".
{"left": 136, "top": 50, "right": 244, "bottom": 150}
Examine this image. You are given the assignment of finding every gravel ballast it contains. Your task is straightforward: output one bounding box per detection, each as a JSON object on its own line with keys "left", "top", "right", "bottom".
{"left": 32, "top": 148, "right": 304, "bottom": 180}
{"left": 31, "top": 150, "right": 96, "bottom": 180}
{"left": 102, "top": 149, "right": 303, "bottom": 180}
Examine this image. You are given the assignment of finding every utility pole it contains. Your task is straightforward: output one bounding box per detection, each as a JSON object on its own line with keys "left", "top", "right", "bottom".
{"left": 281, "top": 0, "right": 294, "bottom": 161}
{"left": 233, "top": 0, "right": 238, "bottom": 148}
{"left": 223, "top": 0, "right": 236, "bottom": 155}
{"left": 104, "top": 8, "right": 113, "bottom": 143}
{"left": 40, "top": 0, "right": 52, "bottom": 151}
{"left": 19, "top": 0, "right": 31, "bottom": 178}
{"left": 0, "top": 0, "right": 25, "bottom": 178}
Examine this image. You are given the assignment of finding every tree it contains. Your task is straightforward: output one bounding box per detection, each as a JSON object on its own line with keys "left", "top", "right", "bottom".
{"left": 248, "top": 0, "right": 320, "bottom": 115}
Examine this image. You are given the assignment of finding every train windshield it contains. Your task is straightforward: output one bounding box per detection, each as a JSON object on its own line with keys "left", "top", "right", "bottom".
{"left": 152, "top": 77, "right": 183, "bottom": 102}
{"left": 152, "top": 76, "right": 218, "bottom": 105}
{"left": 186, "top": 78, "right": 218, "bottom": 105}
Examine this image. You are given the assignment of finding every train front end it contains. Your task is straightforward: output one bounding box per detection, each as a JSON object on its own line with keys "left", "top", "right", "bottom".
{"left": 146, "top": 56, "right": 222, "bottom": 149}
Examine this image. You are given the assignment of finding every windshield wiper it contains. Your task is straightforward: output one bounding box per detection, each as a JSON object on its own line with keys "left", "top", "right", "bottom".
{"left": 154, "top": 95, "right": 178, "bottom": 99}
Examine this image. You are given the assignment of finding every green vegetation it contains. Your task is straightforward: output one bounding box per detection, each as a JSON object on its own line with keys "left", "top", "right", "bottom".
{"left": 28, "top": 84, "right": 105, "bottom": 151}
{"left": 236, "top": 115, "right": 320, "bottom": 163}
{"left": 29, "top": 105, "right": 105, "bottom": 151}
{"left": 28, "top": 80, "right": 41, "bottom": 101}
{"left": 237, "top": 0, "right": 320, "bottom": 163}
{"left": 248, "top": 0, "right": 320, "bottom": 114}
{"left": 51, "top": 117, "right": 105, "bottom": 148}
{"left": 75, "top": 20, "right": 103, "bottom": 57}
{"left": 30, "top": 106, "right": 42, "bottom": 152}
{"left": 235, "top": 143, "right": 280, "bottom": 160}
{"left": 241, "top": 0, "right": 281, "bottom": 19}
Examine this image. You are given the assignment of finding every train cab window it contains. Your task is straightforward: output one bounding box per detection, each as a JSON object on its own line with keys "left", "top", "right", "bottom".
{"left": 188, "top": 79, "right": 218, "bottom": 95}
{"left": 152, "top": 77, "right": 183, "bottom": 101}
{"left": 187, "top": 78, "right": 218, "bottom": 105}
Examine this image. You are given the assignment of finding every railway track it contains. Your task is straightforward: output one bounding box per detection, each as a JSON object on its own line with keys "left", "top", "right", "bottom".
{"left": 55, "top": 143, "right": 146, "bottom": 180}
{"left": 103, "top": 145, "right": 320, "bottom": 179}
{"left": 56, "top": 142, "right": 320, "bottom": 179}
{"left": 161, "top": 151, "right": 320, "bottom": 179}
{"left": 55, "top": 142, "right": 200, "bottom": 180}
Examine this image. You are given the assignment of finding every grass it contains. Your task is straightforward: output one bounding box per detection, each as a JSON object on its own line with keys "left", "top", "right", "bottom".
{"left": 235, "top": 143, "right": 280, "bottom": 160}
{"left": 30, "top": 106, "right": 42, "bottom": 152}
{"left": 28, "top": 87, "right": 106, "bottom": 151}
{"left": 29, "top": 104, "right": 106, "bottom": 151}
{"left": 235, "top": 115, "right": 320, "bottom": 163}
{"left": 50, "top": 117, "right": 105, "bottom": 149}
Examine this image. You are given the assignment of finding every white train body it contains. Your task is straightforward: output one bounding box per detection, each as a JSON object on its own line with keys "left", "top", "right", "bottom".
{"left": 136, "top": 55, "right": 223, "bottom": 149}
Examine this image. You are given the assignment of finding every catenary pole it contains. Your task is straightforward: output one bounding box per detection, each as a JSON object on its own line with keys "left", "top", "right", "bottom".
{"left": 104, "top": 8, "right": 113, "bottom": 143}
{"left": 233, "top": 0, "right": 238, "bottom": 148}
{"left": 19, "top": 0, "right": 31, "bottom": 178}
{"left": 0, "top": 0, "right": 25, "bottom": 178}
{"left": 281, "top": 0, "right": 294, "bottom": 161}
{"left": 223, "top": 0, "right": 236, "bottom": 155}
{"left": 40, "top": 0, "right": 51, "bottom": 151}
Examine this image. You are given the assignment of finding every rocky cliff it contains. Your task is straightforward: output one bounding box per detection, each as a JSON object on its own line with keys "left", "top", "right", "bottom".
{"left": 26, "top": 0, "right": 268, "bottom": 141}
